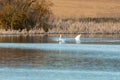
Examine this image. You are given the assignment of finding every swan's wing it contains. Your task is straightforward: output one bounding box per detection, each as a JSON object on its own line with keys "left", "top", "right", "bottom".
{"left": 75, "top": 35, "right": 80, "bottom": 40}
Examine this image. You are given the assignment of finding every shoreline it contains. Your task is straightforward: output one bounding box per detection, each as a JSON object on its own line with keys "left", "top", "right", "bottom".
{"left": 0, "top": 30, "right": 120, "bottom": 35}
{"left": 0, "top": 20, "right": 120, "bottom": 35}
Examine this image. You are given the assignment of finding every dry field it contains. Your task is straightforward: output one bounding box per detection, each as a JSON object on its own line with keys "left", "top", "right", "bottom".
{"left": 51, "top": 0, "right": 120, "bottom": 18}
{"left": 0, "top": 0, "right": 120, "bottom": 34}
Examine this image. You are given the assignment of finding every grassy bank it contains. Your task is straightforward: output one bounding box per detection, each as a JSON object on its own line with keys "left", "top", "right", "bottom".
{"left": 0, "top": 29, "right": 45, "bottom": 35}
{"left": 0, "top": 18, "right": 120, "bottom": 34}
{"left": 49, "top": 18, "right": 120, "bottom": 34}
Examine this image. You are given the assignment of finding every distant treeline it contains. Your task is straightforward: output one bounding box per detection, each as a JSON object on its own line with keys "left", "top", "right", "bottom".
{"left": 62, "top": 18, "right": 120, "bottom": 23}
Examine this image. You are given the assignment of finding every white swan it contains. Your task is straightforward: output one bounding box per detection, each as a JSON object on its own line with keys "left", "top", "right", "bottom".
{"left": 58, "top": 34, "right": 65, "bottom": 44}
{"left": 75, "top": 34, "right": 81, "bottom": 43}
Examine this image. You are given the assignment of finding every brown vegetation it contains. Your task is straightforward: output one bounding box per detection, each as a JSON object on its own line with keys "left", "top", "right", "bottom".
{"left": 0, "top": 18, "right": 120, "bottom": 34}
{"left": 0, "top": 0, "right": 53, "bottom": 32}
{"left": 49, "top": 18, "right": 120, "bottom": 34}
{"left": 0, "top": 0, "right": 120, "bottom": 34}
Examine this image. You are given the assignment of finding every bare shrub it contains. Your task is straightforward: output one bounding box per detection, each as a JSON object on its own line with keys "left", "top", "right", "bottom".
{"left": 0, "top": 0, "right": 53, "bottom": 32}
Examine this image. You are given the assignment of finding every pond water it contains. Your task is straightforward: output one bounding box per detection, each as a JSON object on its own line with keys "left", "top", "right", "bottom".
{"left": 0, "top": 34, "right": 120, "bottom": 80}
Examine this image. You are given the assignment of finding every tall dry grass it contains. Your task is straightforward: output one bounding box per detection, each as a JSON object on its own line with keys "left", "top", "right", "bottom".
{"left": 0, "top": 18, "right": 120, "bottom": 34}
{"left": 49, "top": 18, "right": 120, "bottom": 34}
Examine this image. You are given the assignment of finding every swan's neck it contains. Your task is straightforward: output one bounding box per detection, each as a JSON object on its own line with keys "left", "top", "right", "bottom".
{"left": 60, "top": 35, "right": 62, "bottom": 39}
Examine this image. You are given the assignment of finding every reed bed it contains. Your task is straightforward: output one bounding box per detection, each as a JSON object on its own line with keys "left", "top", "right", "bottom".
{"left": 0, "top": 18, "right": 120, "bottom": 34}
{"left": 49, "top": 18, "right": 120, "bottom": 34}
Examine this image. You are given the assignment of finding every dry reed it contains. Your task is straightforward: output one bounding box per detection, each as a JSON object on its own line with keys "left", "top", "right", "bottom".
{"left": 0, "top": 18, "right": 120, "bottom": 34}
{"left": 49, "top": 18, "right": 120, "bottom": 34}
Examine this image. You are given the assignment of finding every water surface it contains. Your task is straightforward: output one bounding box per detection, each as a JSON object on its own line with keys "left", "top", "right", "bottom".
{"left": 0, "top": 34, "right": 120, "bottom": 80}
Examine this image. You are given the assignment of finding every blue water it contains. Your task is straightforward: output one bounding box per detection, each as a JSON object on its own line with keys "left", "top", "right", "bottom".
{"left": 0, "top": 34, "right": 120, "bottom": 80}
{"left": 0, "top": 68, "right": 120, "bottom": 80}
